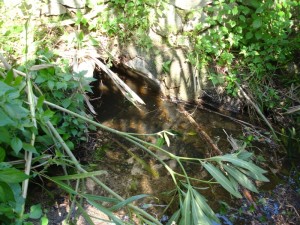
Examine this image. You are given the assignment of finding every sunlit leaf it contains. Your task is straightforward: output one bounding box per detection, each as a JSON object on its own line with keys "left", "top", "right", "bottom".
{"left": 202, "top": 162, "right": 242, "bottom": 198}
{"left": 41, "top": 216, "right": 49, "bottom": 225}
{"left": 163, "top": 132, "right": 170, "bottom": 147}
{"left": 223, "top": 164, "right": 258, "bottom": 193}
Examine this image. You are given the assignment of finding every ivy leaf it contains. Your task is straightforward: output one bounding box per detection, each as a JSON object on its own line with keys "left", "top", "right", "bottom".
{"left": 11, "top": 137, "right": 23, "bottom": 155}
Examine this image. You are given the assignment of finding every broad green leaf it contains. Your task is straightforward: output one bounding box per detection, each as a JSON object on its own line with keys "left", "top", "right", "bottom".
{"left": 0, "top": 168, "right": 30, "bottom": 183}
{"left": 0, "top": 127, "right": 10, "bottom": 144}
{"left": 87, "top": 199, "right": 124, "bottom": 225}
{"left": 252, "top": 18, "right": 262, "bottom": 28}
{"left": 11, "top": 137, "right": 23, "bottom": 155}
{"left": 0, "top": 109, "right": 15, "bottom": 126}
{"left": 0, "top": 81, "right": 14, "bottom": 96}
{"left": 110, "top": 194, "right": 150, "bottom": 211}
{"left": 23, "top": 143, "right": 38, "bottom": 154}
{"left": 202, "top": 162, "right": 242, "bottom": 198}
{"left": 29, "top": 204, "right": 42, "bottom": 219}
{"left": 52, "top": 171, "right": 107, "bottom": 180}
{"left": 216, "top": 154, "right": 267, "bottom": 174}
{"left": 0, "top": 147, "right": 5, "bottom": 162}
{"left": 0, "top": 181, "right": 14, "bottom": 202}
{"left": 3, "top": 102, "right": 29, "bottom": 119}
{"left": 41, "top": 216, "right": 49, "bottom": 225}
{"left": 223, "top": 164, "right": 258, "bottom": 193}
{"left": 37, "top": 95, "right": 45, "bottom": 109}
{"left": 179, "top": 189, "right": 192, "bottom": 225}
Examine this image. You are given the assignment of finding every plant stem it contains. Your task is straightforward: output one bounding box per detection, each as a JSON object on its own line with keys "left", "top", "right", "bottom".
{"left": 46, "top": 121, "right": 162, "bottom": 225}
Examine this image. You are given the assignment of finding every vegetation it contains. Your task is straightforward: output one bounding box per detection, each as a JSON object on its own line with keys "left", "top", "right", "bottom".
{"left": 0, "top": 0, "right": 299, "bottom": 225}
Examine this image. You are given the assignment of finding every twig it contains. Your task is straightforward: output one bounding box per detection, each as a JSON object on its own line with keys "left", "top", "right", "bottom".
{"left": 178, "top": 104, "right": 223, "bottom": 155}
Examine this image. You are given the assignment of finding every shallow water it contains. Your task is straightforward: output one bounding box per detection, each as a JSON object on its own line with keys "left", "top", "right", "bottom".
{"left": 88, "top": 73, "right": 296, "bottom": 224}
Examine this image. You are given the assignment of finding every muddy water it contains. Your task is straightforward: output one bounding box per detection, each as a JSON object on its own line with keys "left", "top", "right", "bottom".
{"left": 89, "top": 73, "right": 290, "bottom": 223}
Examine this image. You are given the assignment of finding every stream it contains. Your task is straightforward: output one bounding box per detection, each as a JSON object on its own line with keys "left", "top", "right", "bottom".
{"left": 84, "top": 71, "right": 300, "bottom": 225}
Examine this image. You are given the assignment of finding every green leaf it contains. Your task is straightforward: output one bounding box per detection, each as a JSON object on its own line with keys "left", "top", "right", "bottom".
{"left": 110, "top": 194, "right": 150, "bottom": 211}
{"left": 237, "top": 150, "right": 253, "bottom": 160}
{"left": 37, "top": 95, "right": 45, "bottom": 109}
{"left": 76, "top": 202, "right": 95, "bottom": 225}
{"left": 252, "top": 18, "right": 262, "bottom": 28}
{"left": 238, "top": 167, "right": 269, "bottom": 182}
{"left": 0, "top": 81, "right": 14, "bottom": 96}
{"left": 82, "top": 194, "right": 119, "bottom": 203}
{"left": 223, "top": 164, "right": 258, "bottom": 193}
{"left": 52, "top": 171, "right": 107, "bottom": 180}
{"left": 0, "top": 109, "right": 15, "bottom": 126}
{"left": 216, "top": 154, "right": 267, "bottom": 174}
{"left": 0, "top": 147, "right": 5, "bottom": 162}
{"left": 0, "top": 168, "right": 30, "bottom": 183}
{"left": 29, "top": 204, "right": 42, "bottom": 219}
{"left": 23, "top": 143, "right": 38, "bottom": 154}
{"left": 11, "top": 137, "right": 23, "bottom": 155}
{"left": 180, "top": 189, "right": 192, "bottom": 225}
{"left": 47, "top": 80, "right": 54, "bottom": 90}
{"left": 41, "top": 216, "right": 49, "bottom": 225}
{"left": 166, "top": 209, "right": 180, "bottom": 225}
{"left": 191, "top": 197, "right": 212, "bottom": 224}
{"left": 202, "top": 162, "right": 242, "bottom": 198}
{"left": 0, "top": 127, "right": 11, "bottom": 144}
{"left": 192, "top": 189, "right": 218, "bottom": 222}
{"left": 0, "top": 181, "right": 14, "bottom": 202}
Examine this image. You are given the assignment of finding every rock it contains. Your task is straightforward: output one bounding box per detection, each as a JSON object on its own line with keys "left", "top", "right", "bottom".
{"left": 170, "top": 0, "right": 212, "bottom": 10}
{"left": 56, "top": 0, "right": 86, "bottom": 8}
{"left": 150, "top": 5, "right": 183, "bottom": 37}
{"left": 184, "top": 10, "right": 210, "bottom": 32}
{"left": 41, "top": 2, "right": 67, "bottom": 16}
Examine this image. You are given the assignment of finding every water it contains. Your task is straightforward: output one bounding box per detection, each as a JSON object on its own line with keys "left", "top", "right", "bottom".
{"left": 88, "top": 72, "right": 298, "bottom": 224}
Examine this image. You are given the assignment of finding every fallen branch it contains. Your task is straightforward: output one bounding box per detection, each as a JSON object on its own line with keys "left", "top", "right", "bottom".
{"left": 178, "top": 104, "right": 223, "bottom": 155}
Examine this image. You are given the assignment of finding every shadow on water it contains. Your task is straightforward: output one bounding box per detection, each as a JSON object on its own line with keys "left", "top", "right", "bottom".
{"left": 86, "top": 70, "right": 299, "bottom": 224}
